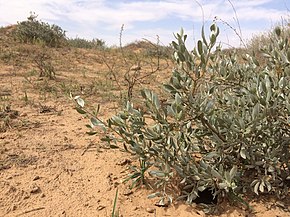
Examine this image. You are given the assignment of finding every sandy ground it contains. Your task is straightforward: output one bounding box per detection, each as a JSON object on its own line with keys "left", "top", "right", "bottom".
{"left": 0, "top": 28, "right": 290, "bottom": 217}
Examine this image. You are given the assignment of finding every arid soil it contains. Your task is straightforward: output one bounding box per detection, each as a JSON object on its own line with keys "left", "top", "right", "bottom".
{"left": 0, "top": 27, "right": 289, "bottom": 217}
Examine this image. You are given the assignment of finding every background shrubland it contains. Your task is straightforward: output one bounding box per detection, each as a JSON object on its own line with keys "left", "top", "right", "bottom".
{"left": 12, "top": 13, "right": 106, "bottom": 50}
{"left": 67, "top": 37, "right": 106, "bottom": 49}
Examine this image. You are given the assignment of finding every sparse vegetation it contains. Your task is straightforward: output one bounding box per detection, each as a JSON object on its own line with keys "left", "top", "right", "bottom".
{"left": 100, "top": 27, "right": 170, "bottom": 103}
{"left": 1, "top": 12, "right": 290, "bottom": 217}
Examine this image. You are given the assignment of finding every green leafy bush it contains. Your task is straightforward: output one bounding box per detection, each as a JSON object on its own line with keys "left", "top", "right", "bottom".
{"left": 74, "top": 23, "right": 290, "bottom": 207}
{"left": 13, "top": 13, "right": 66, "bottom": 47}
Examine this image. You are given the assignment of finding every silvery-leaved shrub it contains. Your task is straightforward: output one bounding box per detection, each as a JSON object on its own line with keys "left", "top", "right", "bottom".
{"left": 74, "top": 23, "right": 290, "bottom": 207}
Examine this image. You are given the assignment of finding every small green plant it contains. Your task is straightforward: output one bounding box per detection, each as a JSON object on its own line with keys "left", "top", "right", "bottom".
{"left": 74, "top": 23, "right": 290, "bottom": 209}
{"left": 111, "top": 189, "right": 119, "bottom": 217}
{"left": 34, "top": 53, "right": 56, "bottom": 79}
{"left": 0, "top": 49, "right": 17, "bottom": 63}
{"left": 0, "top": 105, "right": 19, "bottom": 132}
{"left": 13, "top": 12, "right": 66, "bottom": 47}
{"left": 123, "top": 157, "right": 152, "bottom": 189}
{"left": 22, "top": 91, "right": 29, "bottom": 105}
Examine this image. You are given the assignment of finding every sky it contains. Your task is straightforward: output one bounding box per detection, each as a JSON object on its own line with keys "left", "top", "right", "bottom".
{"left": 0, "top": 0, "right": 289, "bottom": 48}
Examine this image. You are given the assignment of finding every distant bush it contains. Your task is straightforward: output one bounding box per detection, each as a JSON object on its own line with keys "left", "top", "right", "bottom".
{"left": 12, "top": 13, "right": 66, "bottom": 47}
{"left": 124, "top": 40, "right": 173, "bottom": 59}
{"left": 67, "top": 37, "right": 106, "bottom": 49}
{"left": 144, "top": 44, "right": 173, "bottom": 59}
{"left": 246, "top": 21, "right": 290, "bottom": 64}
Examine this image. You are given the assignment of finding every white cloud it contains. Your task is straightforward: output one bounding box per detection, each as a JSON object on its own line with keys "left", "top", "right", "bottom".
{"left": 0, "top": 0, "right": 288, "bottom": 47}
